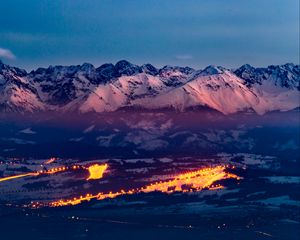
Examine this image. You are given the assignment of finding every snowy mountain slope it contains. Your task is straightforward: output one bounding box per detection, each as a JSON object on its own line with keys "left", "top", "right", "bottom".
{"left": 60, "top": 63, "right": 195, "bottom": 113}
{"left": 158, "top": 65, "right": 195, "bottom": 87}
{"left": 135, "top": 66, "right": 261, "bottom": 114}
{"left": 0, "top": 61, "right": 45, "bottom": 112}
{"left": 67, "top": 84, "right": 128, "bottom": 113}
{"left": 28, "top": 63, "right": 98, "bottom": 106}
{"left": 235, "top": 63, "right": 300, "bottom": 113}
{"left": 0, "top": 60, "right": 299, "bottom": 115}
{"left": 65, "top": 71, "right": 193, "bottom": 113}
{"left": 234, "top": 63, "right": 300, "bottom": 90}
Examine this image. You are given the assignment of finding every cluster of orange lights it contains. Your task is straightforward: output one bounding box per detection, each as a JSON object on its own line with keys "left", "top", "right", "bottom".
{"left": 47, "top": 165, "right": 240, "bottom": 208}
{"left": 87, "top": 164, "right": 108, "bottom": 180}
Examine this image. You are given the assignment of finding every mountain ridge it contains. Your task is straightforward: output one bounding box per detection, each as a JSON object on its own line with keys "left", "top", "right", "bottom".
{"left": 0, "top": 60, "right": 299, "bottom": 115}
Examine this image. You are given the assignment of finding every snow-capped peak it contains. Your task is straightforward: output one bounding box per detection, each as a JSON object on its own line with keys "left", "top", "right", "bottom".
{"left": 199, "top": 65, "right": 227, "bottom": 76}
{"left": 115, "top": 60, "right": 142, "bottom": 76}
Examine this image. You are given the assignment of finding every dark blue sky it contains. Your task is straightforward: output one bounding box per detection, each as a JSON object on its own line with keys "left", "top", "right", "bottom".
{"left": 0, "top": 0, "right": 299, "bottom": 70}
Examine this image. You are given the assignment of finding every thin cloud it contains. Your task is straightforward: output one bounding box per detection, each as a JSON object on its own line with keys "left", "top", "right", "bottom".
{"left": 175, "top": 54, "right": 193, "bottom": 60}
{"left": 0, "top": 47, "right": 16, "bottom": 60}
{"left": 1, "top": 32, "right": 51, "bottom": 43}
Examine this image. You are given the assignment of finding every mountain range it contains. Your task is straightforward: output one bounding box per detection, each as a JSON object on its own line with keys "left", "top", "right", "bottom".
{"left": 0, "top": 60, "right": 299, "bottom": 115}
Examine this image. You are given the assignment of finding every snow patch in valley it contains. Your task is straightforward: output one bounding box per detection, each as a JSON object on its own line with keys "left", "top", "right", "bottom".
{"left": 263, "top": 176, "right": 300, "bottom": 184}
{"left": 83, "top": 125, "right": 95, "bottom": 133}
{"left": 19, "top": 128, "right": 36, "bottom": 134}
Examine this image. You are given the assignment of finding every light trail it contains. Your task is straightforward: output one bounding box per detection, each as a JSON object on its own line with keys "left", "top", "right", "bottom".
{"left": 0, "top": 164, "right": 108, "bottom": 183}
{"left": 44, "top": 157, "right": 57, "bottom": 164}
{"left": 48, "top": 165, "right": 241, "bottom": 208}
{"left": 0, "top": 172, "right": 39, "bottom": 182}
{"left": 0, "top": 167, "right": 68, "bottom": 183}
